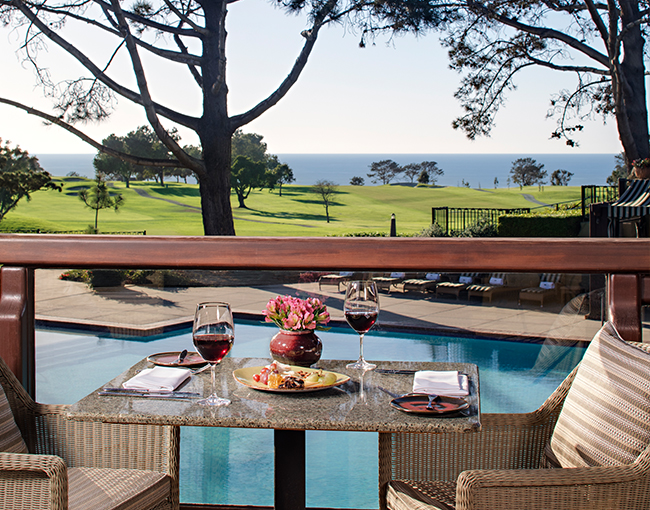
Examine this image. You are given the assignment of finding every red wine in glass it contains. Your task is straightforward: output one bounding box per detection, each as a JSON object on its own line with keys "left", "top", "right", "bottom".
{"left": 193, "top": 303, "right": 234, "bottom": 406}
{"left": 193, "top": 330, "right": 234, "bottom": 363}
{"left": 344, "top": 311, "right": 378, "bottom": 334}
{"left": 344, "top": 281, "right": 379, "bottom": 371}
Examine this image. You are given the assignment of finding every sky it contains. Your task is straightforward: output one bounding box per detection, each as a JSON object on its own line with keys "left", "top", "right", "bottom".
{"left": 0, "top": 0, "right": 624, "bottom": 156}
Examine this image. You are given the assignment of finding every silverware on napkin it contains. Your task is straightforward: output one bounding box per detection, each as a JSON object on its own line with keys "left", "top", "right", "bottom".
{"left": 99, "top": 387, "right": 200, "bottom": 400}
{"left": 375, "top": 369, "right": 418, "bottom": 375}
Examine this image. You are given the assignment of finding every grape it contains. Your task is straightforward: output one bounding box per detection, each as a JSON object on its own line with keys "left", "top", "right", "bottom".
{"left": 320, "top": 372, "right": 337, "bottom": 385}
{"left": 305, "top": 372, "right": 320, "bottom": 383}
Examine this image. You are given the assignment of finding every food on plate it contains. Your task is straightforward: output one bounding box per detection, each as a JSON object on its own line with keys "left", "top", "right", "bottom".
{"left": 251, "top": 361, "right": 337, "bottom": 389}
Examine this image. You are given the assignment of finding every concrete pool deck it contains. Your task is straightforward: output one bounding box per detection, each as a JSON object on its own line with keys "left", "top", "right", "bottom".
{"left": 34, "top": 269, "right": 649, "bottom": 343}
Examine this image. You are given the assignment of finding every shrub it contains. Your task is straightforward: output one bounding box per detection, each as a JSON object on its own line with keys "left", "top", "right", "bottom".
{"left": 498, "top": 210, "right": 582, "bottom": 237}
{"left": 299, "top": 272, "right": 327, "bottom": 283}
{"left": 455, "top": 216, "right": 498, "bottom": 237}
{"left": 416, "top": 223, "right": 448, "bottom": 237}
{"left": 59, "top": 269, "right": 91, "bottom": 283}
{"left": 340, "top": 231, "right": 387, "bottom": 237}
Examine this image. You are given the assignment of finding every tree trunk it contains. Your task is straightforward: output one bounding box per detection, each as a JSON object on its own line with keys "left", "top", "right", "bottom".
{"left": 197, "top": 140, "right": 235, "bottom": 234}
{"left": 195, "top": 0, "right": 235, "bottom": 236}
{"left": 617, "top": 0, "right": 649, "bottom": 165}
{"left": 325, "top": 204, "right": 330, "bottom": 223}
{"left": 236, "top": 190, "right": 246, "bottom": 208}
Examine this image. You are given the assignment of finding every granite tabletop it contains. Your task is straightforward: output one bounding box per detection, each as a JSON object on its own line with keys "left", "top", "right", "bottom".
{"left": 67, "top": 357, "right": 481, "bottom": 433}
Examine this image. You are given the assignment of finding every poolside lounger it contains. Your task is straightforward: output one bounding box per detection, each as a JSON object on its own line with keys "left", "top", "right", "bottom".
{"left": 466, "top": 273, "right": 518, "bottom": 303}
{"left": 518, "top": 273, "right": 563, "bottom": 307}
{"left": 318, "top": 271, "right": 354, "bottom": 291}
{"left": 435, "top": 273, "right": 479, "bottom": 300}
{"left": 380, "top": 322, "right": 650, "bottom": 510}
{"left": 0, "top": 355, "right": 180, "bottom": 510}
{"left": 402, "top": 273, "right": 443, "bottom": 294}
{"left": 373, "top": 272, "right": 406, "bottom": 293}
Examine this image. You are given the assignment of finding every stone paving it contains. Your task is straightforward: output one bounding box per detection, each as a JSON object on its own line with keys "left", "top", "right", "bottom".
{"left": 35, "top": 269, "right": 649, "bottom": 343}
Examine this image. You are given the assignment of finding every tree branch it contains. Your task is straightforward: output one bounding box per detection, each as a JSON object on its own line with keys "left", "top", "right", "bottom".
{"left": 92, "top": 0, "right": 201, "bottom": 37}
{"left": 229, "top": 0, "right": 339, "bottom": 129}
{"left": 174, "top": 33, "right": 203, "bottom": 88}
{"left": 0, "top": 96, "right": 189, "bottom": 168}
{"left": 10, "top": 0, "right": 200, "bottom": 130}
{"left": 466, "top": 0, "right": 610, "bottom": 68}
{"left": 162, "top": 0, "right": 209, "bottom": 35}
{"left": 109, "top": 0, "right": 203, "bottom": 173}
{"left": 524, "top": 54, "right": 610, "bottom": 75}
{"left": 584, "top": 0, "right": 611, "bottom": 45}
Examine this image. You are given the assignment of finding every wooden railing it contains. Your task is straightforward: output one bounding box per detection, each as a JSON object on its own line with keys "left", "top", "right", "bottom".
{"left": 0, "top": 234, "right": 648, "bottom": 394}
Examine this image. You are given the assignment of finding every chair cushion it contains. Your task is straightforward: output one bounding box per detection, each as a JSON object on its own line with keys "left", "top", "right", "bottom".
{"left": 545, "top": 322, "right": 650, "bottom": 468}
{"left": 68, "top": 467, "right": 169, "bottom": 510}
{"left": 387, "top": 480, "right": 455, "bottom": 510}
{"left": 0, "top": 384, "right": 28, "bottom": 453}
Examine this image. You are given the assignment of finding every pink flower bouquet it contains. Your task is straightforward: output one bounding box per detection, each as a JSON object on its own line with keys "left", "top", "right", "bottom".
{"left": 264, "top": 295, "right": 330, "bottom": 331}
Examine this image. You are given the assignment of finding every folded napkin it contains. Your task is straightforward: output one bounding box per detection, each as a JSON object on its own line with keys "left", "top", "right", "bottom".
{"left": 123, "top": 366, "right": 191, "bottom": 392}
{"left": 412, "top": 370, "right": 469, "bottom": 397}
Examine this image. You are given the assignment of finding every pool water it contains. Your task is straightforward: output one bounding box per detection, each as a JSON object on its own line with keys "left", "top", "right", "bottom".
{"left": 36, "top": 320, "right": 585, "bottom": 508}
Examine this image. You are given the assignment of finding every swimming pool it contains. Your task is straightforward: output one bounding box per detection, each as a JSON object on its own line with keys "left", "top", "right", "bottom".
{"left": 36, "top": 320, "right": 585, "bottom": 508}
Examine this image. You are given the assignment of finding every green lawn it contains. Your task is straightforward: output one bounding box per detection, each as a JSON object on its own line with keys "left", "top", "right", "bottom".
{"left": 2, "top": 177, "right": 582, "bottom": 236}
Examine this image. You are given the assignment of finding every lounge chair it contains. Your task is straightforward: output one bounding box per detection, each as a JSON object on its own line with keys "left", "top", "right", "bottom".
{"left": 318, "top": 271, "right": 354, "bottom": 291}
{"left": 519, "top": 273, "right": 563, "bottom": 307}
{"left": 466, "top": 273, "right": 518, "bottom": 303}
{"left": 373, "top": 272, "right": 406, "bottom": 293}
{"left": 0, "top": 355, "right": 180, "bottom": 510}
{"left": 380, "top": 322, "right": 650, "bottom": 510}
{"left": 435, "top": 273, "right": 479, "bottom": 300}
{"left": 402, "top": 273, "right": 443, "bottom": 294}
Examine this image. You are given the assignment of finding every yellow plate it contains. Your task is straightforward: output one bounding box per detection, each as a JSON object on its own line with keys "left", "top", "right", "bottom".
{"left": 233, "top": 365, "right": 350, "bottom": 393}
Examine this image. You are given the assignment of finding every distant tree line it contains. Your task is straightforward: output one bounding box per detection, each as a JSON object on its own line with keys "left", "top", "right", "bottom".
{"left": 94, "top": 127, "right": 295, "bottom": 209}
{"left": 510, "top": 158, "right": 573, "bottom": 189}
{"left": 357, "top": 160, "right": 444, "bottom": 186}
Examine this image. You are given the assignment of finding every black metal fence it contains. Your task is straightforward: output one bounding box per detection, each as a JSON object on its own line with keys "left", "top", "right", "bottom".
{"left": 581, "top": 185, "right": 619, "bottom": 218}
{"left": 432, "top": 207, "right": 531, "bottom": 234}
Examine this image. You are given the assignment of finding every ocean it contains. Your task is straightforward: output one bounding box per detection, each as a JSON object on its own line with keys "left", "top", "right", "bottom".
{"left": 35, "top": 153, "right": 618, "bottom": 187}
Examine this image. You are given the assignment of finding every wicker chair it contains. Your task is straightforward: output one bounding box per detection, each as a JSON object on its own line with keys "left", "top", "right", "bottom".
{"left": 379, "top": 322, "right": 650, "bottom": 510}
{"left": 0, "top": 355, "right": 180, "bottom": 510}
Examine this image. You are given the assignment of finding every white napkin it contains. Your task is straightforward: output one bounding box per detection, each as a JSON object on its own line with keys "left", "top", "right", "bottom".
{"left": 123, "top": 366, "right": 191, "bottom": 392}
{"left": 412, "top": 370, "right": 469, "bottom": 397}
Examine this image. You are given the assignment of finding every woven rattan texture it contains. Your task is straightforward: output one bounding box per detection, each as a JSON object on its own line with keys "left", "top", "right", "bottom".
{"left": 0, "top": 356, "right": 179, "bottom": 510}
{"left": 379, "top": 325, "right": 650, "bottom": 509}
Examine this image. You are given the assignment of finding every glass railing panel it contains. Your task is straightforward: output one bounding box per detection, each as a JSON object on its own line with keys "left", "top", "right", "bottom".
{"left": 34, "top": 267, "right": 642, "bottom": 508}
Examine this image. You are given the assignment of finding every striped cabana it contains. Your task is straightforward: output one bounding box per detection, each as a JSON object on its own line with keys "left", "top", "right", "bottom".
{"left": 607, "top": 179, "right": 650, "bottom": 236}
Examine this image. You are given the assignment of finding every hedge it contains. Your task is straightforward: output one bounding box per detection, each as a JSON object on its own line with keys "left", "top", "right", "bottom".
{"left": 498, "top": 210, "right": 583, "bottom": 237}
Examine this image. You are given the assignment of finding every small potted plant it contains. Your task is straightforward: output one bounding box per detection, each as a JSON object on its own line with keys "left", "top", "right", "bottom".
{"left": 264, "top": 295, "right": 330, "bottom": 366}
{"left": 632, "top": 158, "right": 650, "bottom": 179}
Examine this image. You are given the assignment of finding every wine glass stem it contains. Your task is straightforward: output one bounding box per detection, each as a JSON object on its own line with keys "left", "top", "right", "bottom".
{"left": 358, "top": 333, "right": 365, "bottom": 361}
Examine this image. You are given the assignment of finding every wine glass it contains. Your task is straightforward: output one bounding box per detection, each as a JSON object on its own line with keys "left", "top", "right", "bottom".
{"left": 344, "top": 281, "right": 379, "bottom": 371}
{"left": 193, "top": 302, "right": 235, "bottom": 406}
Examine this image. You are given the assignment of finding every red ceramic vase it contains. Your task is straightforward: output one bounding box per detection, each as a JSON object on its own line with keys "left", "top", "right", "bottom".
{"left": 269, "top": 330, "right": 322, "bottom": 367}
